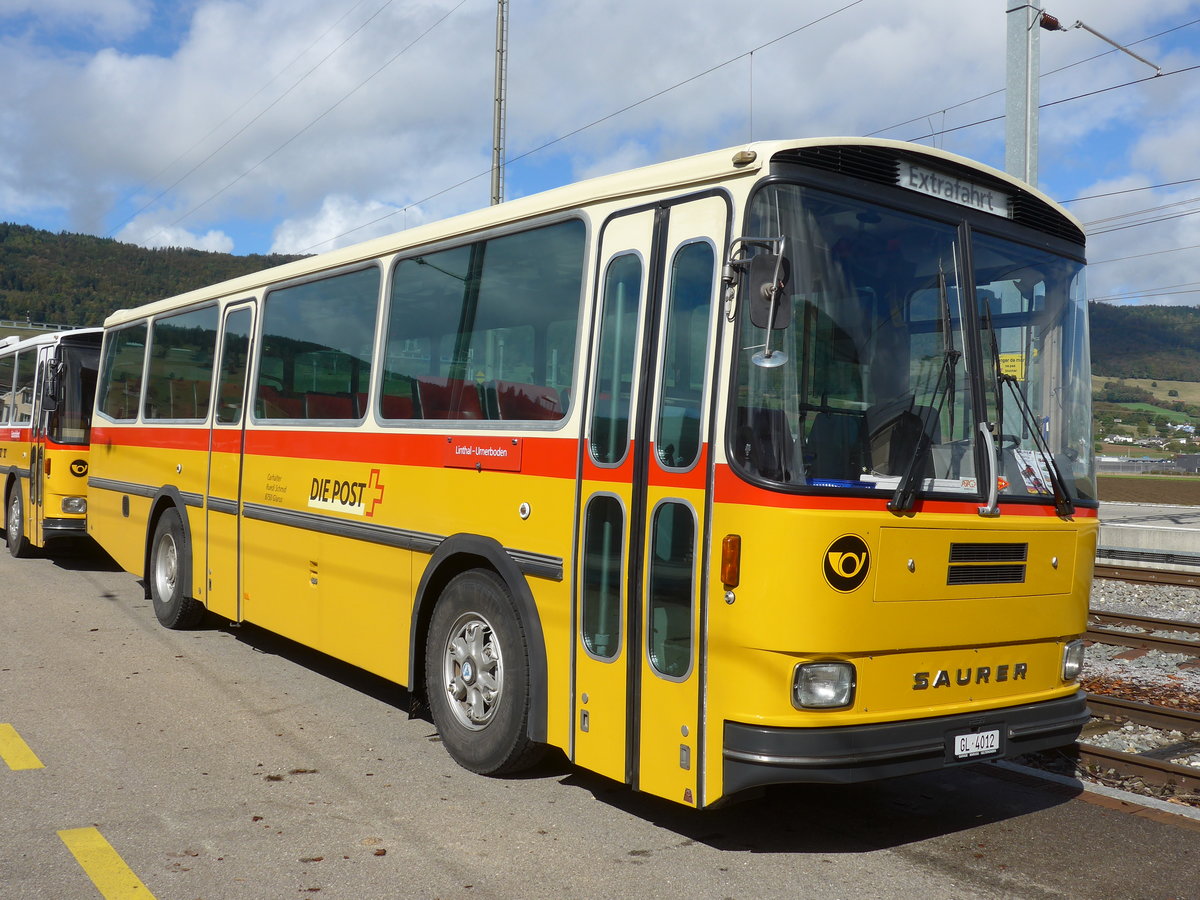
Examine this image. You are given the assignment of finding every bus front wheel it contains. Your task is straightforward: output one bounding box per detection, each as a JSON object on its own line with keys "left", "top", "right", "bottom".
{"left": 150, "top": 508, "right": 205, "bottom": 629}
{"left": 425, "top": 568, "right": 544, "bottom": 775}
{"left": 6, "top": 484, "right": 33, "bottom": 559}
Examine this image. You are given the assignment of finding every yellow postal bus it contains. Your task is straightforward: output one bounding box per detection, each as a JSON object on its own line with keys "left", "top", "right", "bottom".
{"left": 1, "top": 328, "right": 102, "bottom": 557}
{"left": 87, "top": 139, "right": 1096, "bottom": 807}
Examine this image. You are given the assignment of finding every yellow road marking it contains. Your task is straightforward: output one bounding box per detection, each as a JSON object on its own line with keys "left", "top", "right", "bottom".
{"left": 58, "top": 827, "right": 156, "bottom": 899}
{"left": 0, "top": 723, "right": 44, "bottom": 770}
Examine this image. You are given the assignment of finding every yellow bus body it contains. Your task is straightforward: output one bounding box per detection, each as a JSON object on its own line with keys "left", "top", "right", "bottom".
{"left": 2, "top": 329, "right": 101, "bottom": 554}
{"left": 86, "top": 138, "right": 1096, "bottom": 807}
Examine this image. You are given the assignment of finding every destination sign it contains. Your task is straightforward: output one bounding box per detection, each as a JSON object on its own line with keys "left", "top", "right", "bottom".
{"left": 901, "top": 163, "right": 1011, "bottom": 217}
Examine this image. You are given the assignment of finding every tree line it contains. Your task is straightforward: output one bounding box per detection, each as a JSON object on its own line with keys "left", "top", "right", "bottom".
{"left": 0, "top": 223, "right": 306, "bottom": 326}
{"left": 2, "top": 224, "right": 1198, "bottom": 386}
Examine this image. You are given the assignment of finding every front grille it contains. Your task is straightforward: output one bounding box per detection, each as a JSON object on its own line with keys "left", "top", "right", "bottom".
{"left": 949, "top": 542, "right": 1028, "bottom": 563}
{"left": 947, "top": 541, "right": 1028, "bottom": 584}
{"left": 947, "top": 564, "right": 1027, "bottom": 585}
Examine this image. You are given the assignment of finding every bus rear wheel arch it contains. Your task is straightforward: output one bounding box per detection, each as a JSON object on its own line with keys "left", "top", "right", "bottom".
{"left": 425, "top": 568, "right": 546, "bottom": 775}
{"left": 149, "top": 506, "right": 205, "bottom": 629}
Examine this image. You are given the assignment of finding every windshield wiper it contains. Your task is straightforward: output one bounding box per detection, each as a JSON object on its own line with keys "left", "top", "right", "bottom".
{"left": 982, "top": 305, "right": 1075, "bottom": 517}
{"left": 889, "top": 264, "right": 958, "bottom": 513}
{"left": 998, "top": 373, "right": 1075, "bottom": 516}
{"left": 887, "top": 349, "right": 958, "bottom": 512}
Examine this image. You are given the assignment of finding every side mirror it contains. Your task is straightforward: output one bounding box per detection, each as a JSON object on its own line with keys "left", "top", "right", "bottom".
{"left": 746, "top": 253, "right": 791, "bottom": 330}
{"left": 42, "top": 364, "right": 60, "bottom": 412}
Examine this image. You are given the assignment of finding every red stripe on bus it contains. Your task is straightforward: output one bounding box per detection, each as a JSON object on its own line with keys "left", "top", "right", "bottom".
{"left": 93, "top": 425, "right": 581, "bottom": 479}
{"left": 713, "top": 465, "right": 1098, "bottom": 517}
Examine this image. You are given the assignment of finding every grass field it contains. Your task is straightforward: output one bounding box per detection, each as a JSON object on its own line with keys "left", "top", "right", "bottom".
{"left": 1092, "top": 375, "right": 1200, "bottom": 407}
{"left": 1097, "top": 474, "right": 1200, "bottom": 505}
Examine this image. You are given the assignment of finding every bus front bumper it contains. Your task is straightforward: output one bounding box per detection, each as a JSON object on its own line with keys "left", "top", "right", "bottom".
{"left": 723, "top": 691, "right": 1089, "bottom": 794}
{"left": 42, "top": 517, "right": 89, "bottom": 539}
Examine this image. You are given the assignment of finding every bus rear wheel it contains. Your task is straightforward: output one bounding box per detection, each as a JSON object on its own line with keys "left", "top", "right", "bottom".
{"left": 150, "top": 508, "right": 205, "bottom": 629}
{"left": 6, "top": 484, "right": 33, "bottom": 559}
{"left": 425, "top": 569, "right": 544, "bottom": 775}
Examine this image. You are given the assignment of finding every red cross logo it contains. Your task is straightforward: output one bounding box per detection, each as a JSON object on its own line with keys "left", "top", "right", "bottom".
{"left": 366, "top": 468, "right": 386, "bottom": 517}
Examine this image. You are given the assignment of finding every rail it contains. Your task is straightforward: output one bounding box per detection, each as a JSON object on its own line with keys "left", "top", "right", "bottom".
{"left": 1085, "top": 609, "right": 1200, "bottom": 657}
{"left": 1093, "top": 558, "right": 1200, "bottom": 588}
{"left": 1078, "top": 695, "right": 1200, "bottom": 794}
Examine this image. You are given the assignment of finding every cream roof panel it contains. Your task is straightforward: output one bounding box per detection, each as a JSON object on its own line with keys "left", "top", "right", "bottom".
{"left": 103, "top": 137, "right": 1080, "bottom": 327}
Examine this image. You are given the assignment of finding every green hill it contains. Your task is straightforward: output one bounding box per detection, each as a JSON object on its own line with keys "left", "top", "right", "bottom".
{"left": 1088, "top": 301, "right": 1200, "bottom": 381}
{"left": 1, "top": 223, "right": 1197, "bottom": 385}
{"left": 0, "top": 223, "right": 306, "bottom": 327}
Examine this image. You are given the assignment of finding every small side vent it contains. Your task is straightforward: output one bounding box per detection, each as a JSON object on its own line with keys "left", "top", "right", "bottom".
{"left": 947, "top": 564, "right": 1027, "bottom": 585}
{"left": 949, "top": 542, "right": 1028, "bottom": 563}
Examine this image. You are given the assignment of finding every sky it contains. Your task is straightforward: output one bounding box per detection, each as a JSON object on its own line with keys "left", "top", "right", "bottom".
{"left": 1, "top": 0, "right": 1198, "bottom": 308}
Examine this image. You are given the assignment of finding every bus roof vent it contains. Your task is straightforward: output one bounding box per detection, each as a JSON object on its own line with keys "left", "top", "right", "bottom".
{"left": 779, "top": 145, "right": 900, "bottom": 188}
{"left": 1009, "top": 193, "right": 1085, "bottom": 245}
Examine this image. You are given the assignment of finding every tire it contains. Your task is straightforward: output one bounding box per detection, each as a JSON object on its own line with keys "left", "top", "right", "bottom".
{"left": 425, "top": 569, "right": 545, "bottom": 775}
{"left": 6, "top": 483, "right": 33, "bottom": 559}
{"left": 149, "top": 508, "right": 205, "bottom": 629}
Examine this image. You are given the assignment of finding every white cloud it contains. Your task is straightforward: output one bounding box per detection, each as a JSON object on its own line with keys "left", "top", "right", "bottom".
{"left": 0, "top": 0, "right": 1196, "bottom": 314}
{"left": 115, "top": 216, "right": 233, "bottom": 252}
{"left": 0, "top": 0, "right": 153, "bottom": 40}
{"left": 270, "top": 194, "right": 404, "bottom": 254}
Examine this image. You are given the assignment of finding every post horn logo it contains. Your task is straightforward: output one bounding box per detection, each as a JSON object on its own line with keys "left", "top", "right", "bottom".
{"left": 823, "top": 535, "right": 870, "bottom": 592}
{"left": 69, "top": 459, "right": 89, "bottom": 477}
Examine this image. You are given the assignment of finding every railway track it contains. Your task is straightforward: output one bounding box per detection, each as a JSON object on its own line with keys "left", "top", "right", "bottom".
{"left": 1093, "top": 562, "right": 1199, "bottom": 588}
{"left": 1076, "top": 584, "right": 1200, "bottom": 799}
{"left": 1085, "top": 609, "right": 1200, "bottom": 658}
{"left": 1078, "top": 695, "right": 1200, "bottom": 795}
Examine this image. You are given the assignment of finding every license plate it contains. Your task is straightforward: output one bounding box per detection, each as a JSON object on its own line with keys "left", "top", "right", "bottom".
{"left": 952, "top": 729, "right": 1000, "bottom": 759}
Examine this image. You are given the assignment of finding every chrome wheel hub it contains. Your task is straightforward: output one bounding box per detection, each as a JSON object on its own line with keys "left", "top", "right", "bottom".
{"left": 442, "top": 613, "right": 502, "bottom": 731}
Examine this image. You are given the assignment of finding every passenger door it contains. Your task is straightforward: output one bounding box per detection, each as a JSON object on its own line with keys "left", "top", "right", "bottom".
{"left": 574, "top": 193, "right": 728, "bottom": 806}
{"left": 205, "top": 302, "right": 255, "bottom": 620}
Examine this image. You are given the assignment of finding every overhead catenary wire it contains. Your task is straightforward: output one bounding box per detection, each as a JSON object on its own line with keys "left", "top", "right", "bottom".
{"left": 109, "top": 0, "right": 394, "bottom": 240}
{"left": 142, "top": 0, "right": 470, "bottom": 249}
{"left": 867, "top": 16, "right": 1200, "bottom": 139}
{"left": 308, "top": 10, "right": 1199, "bottom": 253}
{"left": 299, "top": 0, "right": 870, "bottom": 252}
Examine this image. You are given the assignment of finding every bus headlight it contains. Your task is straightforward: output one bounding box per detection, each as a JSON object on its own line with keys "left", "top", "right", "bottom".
{"left": 61, "top": 497, "right": 87, "bottom": 514}
{"left": 1062, "top": 639, "right": 1085, "bottom": 682}
{"left": 792, "top": 662, "right": 856, "bottom": 709}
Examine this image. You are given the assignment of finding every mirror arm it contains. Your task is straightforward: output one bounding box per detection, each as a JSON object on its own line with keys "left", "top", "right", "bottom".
{"left": 977, "top": 422, "right": 1000, "bottom": 518}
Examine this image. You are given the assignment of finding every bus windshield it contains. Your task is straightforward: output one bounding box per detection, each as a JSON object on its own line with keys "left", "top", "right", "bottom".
{"left": 732, "top": 182, "right": 1094, "bottom": 504}
{"left": 49, "top": 342, "right": 100, "bottom": 445}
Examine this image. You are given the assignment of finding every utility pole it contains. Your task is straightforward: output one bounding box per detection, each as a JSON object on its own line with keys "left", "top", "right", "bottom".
{"left": 1006, "top": 6, "right": 1161, "bottom": 188}
{"left": 491, "top": 0, "right": 508, "bottom": 206}
{"left": 1005, "top": 3, "right": 1041, "bottom": 186}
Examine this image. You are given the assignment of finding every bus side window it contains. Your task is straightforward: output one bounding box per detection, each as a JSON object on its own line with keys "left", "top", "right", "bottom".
{"left": 257, "top": 267, "right": 381, "bottom": 423}
{"left": 98, "top": 324, "right": 149, "bottom": 421}
{"left": 384, "top": 219, "right": 585, "bottom": 423}
{"left": 11, "top": 349, "right": 36, "bottom": 425}
{"left": 647, "top": 501, "right": 695, "bottom": 679}
{"left": 589, "top": 253, "right": 642, "bottom": 464}
{"left": 216, "top": 307, "right": 252, "bottom": 425}
{"left": 0, "top": 350, "right": 15, "bottom": 424}
{"left": 144, "top": 306, "right": 219, "bottom": 420}
{"left": 655, "top": 241, "right": 715, "bottom": 470}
